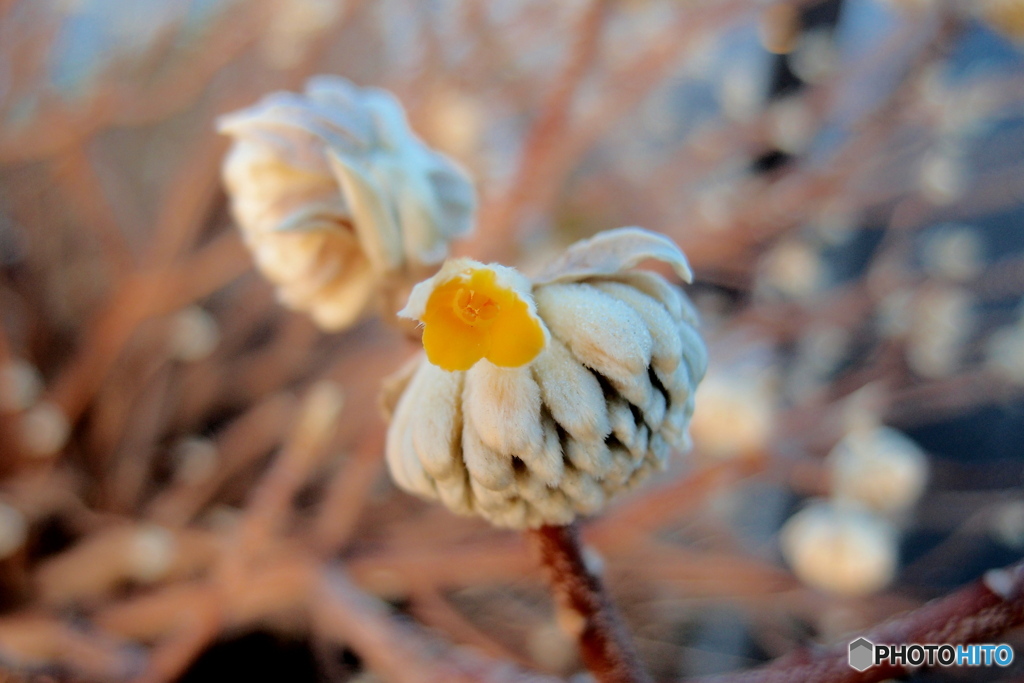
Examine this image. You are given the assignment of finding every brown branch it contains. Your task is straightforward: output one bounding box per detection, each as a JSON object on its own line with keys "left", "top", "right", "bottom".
{"left": 701, "top": 560, "right": 1024, "bottom": 683}
{"left": 470, "top": 0, "right": 610, "bottom": 261}
{"left": 311, "top": 564, "right": 560, "bottom": 683}
{"left": 528, "top": 523, "right": 652, "bottom": 683}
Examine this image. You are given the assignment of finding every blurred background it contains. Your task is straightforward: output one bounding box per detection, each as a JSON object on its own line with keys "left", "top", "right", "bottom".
{"left": 1, "top": 0, "right": 1024, "bottom": 681}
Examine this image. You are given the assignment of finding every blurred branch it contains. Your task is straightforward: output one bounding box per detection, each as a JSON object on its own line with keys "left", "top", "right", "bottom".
{"left": 472, "top": 0, "right": 610, "bottom": 260}
{"left": 701, "top": 560, "right": 1024, "bottom": 683}
{"left": 312, "top": 563, "right": 560, "bottom": 683}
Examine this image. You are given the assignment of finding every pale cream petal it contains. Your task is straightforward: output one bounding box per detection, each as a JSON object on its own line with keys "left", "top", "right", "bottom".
{"left": 487, "top": 500, "right": 530, "bottom": 529}
{"left": 378, "top": 354, "right": 423, "bottom": 421}
{"left": 535, "top": 227, "right": 693, "bottom": 285}
{"left": 607, "top": 397, "right": 638, "bottom": 451}
{"left": 629, "top": 426, "right": 650, "bottom": 463}
{"left": 606, "top": 271, "right": 686, "bottom": 322}
{"left": 531, "top": 339, "right": 610, "bottom": 444}
{"left": 678, "top": 321, "right": 709, "bottom": 386}
{"left": 602, "top": 444, "right": 638, "bottom": 489}
{"left": 592, "top": 281, "right": 682, "bottom": 376}
{"left": 561, "top": 468, "right": 606, "bottom": 515}
{"left": 328, "top": 152, "right": 405, "bottom": 273}
{"left": 535, "top": 283, "right": 653, "bottom": 384}
{"left": 565, "top": 437, "right": 613, "bottom": 478}
{"left": 649, "top": 433, "right": 671, "bottom": 469}
{"left": 462, "top": 423, "right": 514, "bottom": 491}
{"left": 640, "top": 386, "right": 667, "bottom": 431}
{"left": 515, "top": 413, "right": 565, "bottom": 487}
{"left": 661, "top": 404, "right": 688, "bottom": 446}
{"left": 387, "top": 390, "right": 437, "bottom": 498}
{"left": 469, "top": 476, "right": 512, "bottom": 511}
{"left": 435, "top": 470, "right": 474, "bottom": 515}
{"left": 663, "top": 363, "right": 693, "bottom": 414}
{"left": 411, "top": 364, "right": 465, "bottom": 480}
{"left": 464, "top": 362, "right": 544, "bottom": 459}
{"left": 530, "top": 501, "right": 574, "bottom": 527}
{"left": 385, "top": 365, "right": 425, "bottom": 494}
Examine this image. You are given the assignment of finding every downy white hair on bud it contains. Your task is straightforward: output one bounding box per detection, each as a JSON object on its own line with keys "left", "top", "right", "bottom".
{"left": 219, "top": 76, "right": 476, "bottom": 330}
{"left": 384, "top": 228, "right": 707, "bottom": 529}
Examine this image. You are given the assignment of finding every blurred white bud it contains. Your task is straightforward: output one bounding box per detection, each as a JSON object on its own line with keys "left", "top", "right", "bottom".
{"left": 990, "top": 501, "right": 1024, "bottom": 549}
{"left": 811, "top": 200, "right": 859, "bottom": 246}
{"left": 906, "top": 285, "right": 974, "bottom": 379}
{"left": 920, "top": 226, "right": 984, "bottom": 283}
{"left": 828, "top": 425, "right": 929, "bottom": 515}
{"left": 785, "top": 325, "right": 850, "bottom": 402}
{"left": 780, "top": 501, "right": 898, "bottom": 596}
{"left": 20, "top": 401, "right": 70, "bottom": 457}
{"left": 170, "top": 436, "right": 219, "bottom": 485}
{"left": 790, "top": 29, "right": 839, "bottom": 85}
{"left": 386, "top": 229, "right": 706, "bottom": 528}
{"left": 918, "top": 151, "right": 967, "bottom": 205}
{"left": 755, "top": 240, "right": 825, "bottom": 302}
{"left": 840, "top": 383, "right": 888, "bottom": 435}
{"left": 528, "top": 620, "right": 580, "bottom": 673}
{"left": 691, "top": 365, "right": 775, "bottom": 460}
{"left": 125, "top": 525, "right": 177, "bottom": 584}
{"left": 985, "top": 323, "right": 1024, "bottom": 385}
{"left": 721, "top": 64, "right": 764, "bottom": 122}
{"left": 695, "top": 182, "right": 739, "bottom": 232}
{"left": 219, "top": 76, "right": 476, "bottom": 330}
{"left": 877, "top": 287, "right": 914, "bottom": 339}
{"left": 767, "top": 96, "right": 814, "bottom": 155}
{"left": 168, "top": 306, "right": 220, "bottom": 362}
{"left": 0, "top": 501, "right": 27, "bottom": 560}
{"left": 0, "top": 358, "right": 43, "bottom": 412}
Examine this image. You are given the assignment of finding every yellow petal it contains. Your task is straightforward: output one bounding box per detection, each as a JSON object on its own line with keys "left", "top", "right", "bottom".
{"left": 420, "top": 266, "right": 546, "bottom": 371}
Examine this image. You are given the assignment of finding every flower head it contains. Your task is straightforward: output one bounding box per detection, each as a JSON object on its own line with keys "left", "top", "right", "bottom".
{"left": 218, "top": 76, "right": 475, "bottom": 329}
{"left": 384, "top": 228, "right": 707, "bottom": 528}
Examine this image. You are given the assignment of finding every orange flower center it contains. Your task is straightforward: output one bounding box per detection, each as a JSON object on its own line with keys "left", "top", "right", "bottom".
{"left": 420, "top": 266, "right": 547, "bottom": 371}
{"left": 453, "top": 287, "right": 500, "bottom": 325}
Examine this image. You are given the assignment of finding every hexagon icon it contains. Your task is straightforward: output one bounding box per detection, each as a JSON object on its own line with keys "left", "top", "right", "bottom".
{"left": 848, "top": 637, "right": 874, "bottom": 672}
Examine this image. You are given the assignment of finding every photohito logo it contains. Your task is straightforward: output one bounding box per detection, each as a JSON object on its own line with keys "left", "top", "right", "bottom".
{"left": 848, "top": 638, "right": 1014, "bottom": 671}
{"left": 848, "top": 638, "right": 874, "bottom": 672}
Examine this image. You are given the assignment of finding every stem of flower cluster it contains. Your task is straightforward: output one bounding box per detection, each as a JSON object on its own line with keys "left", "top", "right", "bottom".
{"left": 529, "top": 523, "right": 652, "bottom": 683}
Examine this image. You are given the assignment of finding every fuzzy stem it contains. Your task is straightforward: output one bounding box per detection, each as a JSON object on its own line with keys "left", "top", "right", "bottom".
{"left": 529, "top": 523, "right": 652, "bottom": 683}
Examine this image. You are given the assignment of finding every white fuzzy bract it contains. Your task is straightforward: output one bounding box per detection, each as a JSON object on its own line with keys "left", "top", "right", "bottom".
{"left": 219, "top": 76, "right": 476, "bottom": 330}
{"left": 385, "top": 228, "right": 707, "bottom": 528}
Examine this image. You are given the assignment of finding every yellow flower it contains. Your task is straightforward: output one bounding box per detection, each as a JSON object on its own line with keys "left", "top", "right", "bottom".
{"left": 409, "top": 261, "right": 548, "bottom": 371}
